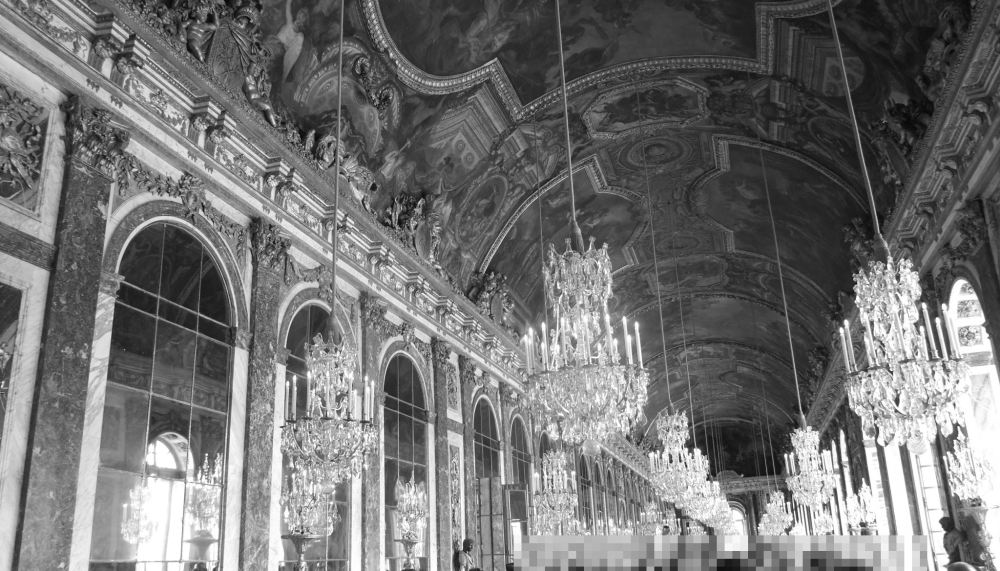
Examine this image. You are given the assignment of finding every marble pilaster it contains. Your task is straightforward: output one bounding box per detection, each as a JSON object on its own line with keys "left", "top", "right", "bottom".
{"left": 359, "top": 292, "right": 386, "bottom": 571}
{"left": 68, "top": 272, "right": 120, "bottom": 570}
{"left": 431, "top": 338, "right": 453, "bottom": 570}
{"left": 238, "top": 219, "right": 289, "bottom": 571}
{"left": 16, "top": 98, "right": 127, "bottom": 570}
{"left": 459, "top": 355, "right": 479, "bottom": 553}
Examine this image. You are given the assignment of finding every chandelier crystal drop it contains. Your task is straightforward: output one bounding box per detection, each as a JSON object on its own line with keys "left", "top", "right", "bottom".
{"left": 946, "top": 432, "right": 995, "bottom": 503}
{"left": 757, "top": 491, "right": 792, "bottom": 535}
{"left": 786, "top": 425, "right": 836, "bottom": 510}
{"left": 525, "top": 238, "right": 648, "bottom": 447}
{"left": 531, "top": 450, "right": 579, "bottom": 535}
{"left": 844, "top": 259, "right": 970, "bottom": 448}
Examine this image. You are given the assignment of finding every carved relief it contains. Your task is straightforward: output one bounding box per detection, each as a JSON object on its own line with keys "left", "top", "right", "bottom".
{"left": 0, "top": 82, "right": 47, "bottom": 210}
{"left": 10, "top": 0, "right": 85, "bottom": 55}
{"left": 250, "top": 218, "right": 289, "bottom": 270}
{"left": 264, "top": 168, "right": 295, "bottom": 207}
{"left": 449, "top": 444, "right": 463, "bottom": 544}
{"left": 62, "top": 96, "right": 132, "bottom": 180}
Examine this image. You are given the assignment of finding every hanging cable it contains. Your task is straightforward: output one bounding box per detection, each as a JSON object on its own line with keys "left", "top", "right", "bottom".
{"left": 636, "top": 90, "right": 673, "bottom": 413}
{"left": 674, "top": 232, "right": 699, "bottom": 449}
{"left": 327, "top": 0, "right": 346, "bottom": 331}
{"left": 827, "top": 0, "right": 882, "bottom": 243}
{"left": 553, "top": 0, "right": 584, "bottom": 248}
{"left": 744, "top": 68, "right": 805, "bottom": 421}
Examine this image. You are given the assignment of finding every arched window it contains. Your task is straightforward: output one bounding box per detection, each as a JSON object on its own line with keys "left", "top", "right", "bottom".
{"left": 607, "top": 466, "right": 620, "bottom": 528}
{"left": 948, "top": 280, "right": 1000, "bottom": 458}
{"left": 473, "top": 399, "right": 501, "bottom": 478}
{"left": 281, "top": 304, "right": 348, "bottom": 567}
{"left": 538, "top": 433, "right": 552, "bottom": 459}
{"left": 577, "top": 456, "right": 593, "bottom": 532}
{"left": 91, "top": 222, "right": 232, "bottom": 568}
{"left": 946, "top": 280, "right": 1000, "bottom": 556}
{"left": 729, "top": 503, "right": 748, "bottom": 535}
{"left": 592, "top": 465, "right": 607, "bottom": 534}
{"left": 510, "top": 417, "right": 531, "bottom": 489}
{"left": 384, "top": 354, "right": 428, "bottom": 571}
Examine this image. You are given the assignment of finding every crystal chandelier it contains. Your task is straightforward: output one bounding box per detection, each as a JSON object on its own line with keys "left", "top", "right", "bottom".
{"left": 281, "top": 374, "right": 378, "bottom": 483}
{"left": 946, "top": 432, "right": 995, "bottom": 504}
{"left": 282, "top": 462, "right": 341, "bottom": 537}
{"left": 824, "top": 0, "right": 969, "bottom": 449}
{"left": 844, "top": 482, "right": 877, "bottom": 532}
{"left": 649, "top": 411, "right": 706, "bottom": 507}
{"left": 758, "top": 491, "right": 792, "bottom": 535}
{"left": 531, "top": 450, "right": 579, "bottom": 535}
{"left": 525, "top": 238, "right": 649, "bottom": 448}
{"left": 637, "top": 501, "right": 663, "bottom": 535}
{"left": 186, "top": 453, "right": 224, "bottom": 535}
{"left": 121, "top": 476, "right": 155, "bottom": 544}
{"left": 524, "top": 0, "right": 647, "bottom": 452}
{"left": 842, "top": 272, "right": 969, "bottom": 448}
{"left": 786, "top": 425, "right": 836, "bottom": 510}
{"left": 280, "top": 0, "right": 377, "bottom": 480}
{"left": 394, "top": 476, "right": 428, "bottom": 571}
{"left": 812, "top": 505, "right": 836, "bottom": 535}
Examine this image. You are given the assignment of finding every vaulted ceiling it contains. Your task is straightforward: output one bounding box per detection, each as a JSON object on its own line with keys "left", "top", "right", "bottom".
{"left": 258, "top": 0, "right": 965, "bottom": 476}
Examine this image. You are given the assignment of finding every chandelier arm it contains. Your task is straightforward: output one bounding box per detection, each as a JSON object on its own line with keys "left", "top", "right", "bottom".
{"left": 553, "top": 0, "right": 583, "bottom": 249}
{"left": 636, "top": 91, "right": 673, "bottom": 411}
{"left": 827, "top": 0, "right": 882, "bottom": 243}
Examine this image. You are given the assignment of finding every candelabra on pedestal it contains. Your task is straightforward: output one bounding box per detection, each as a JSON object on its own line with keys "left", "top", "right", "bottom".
{"left": 395, "top": 476, "right": 428, "bottom": 571}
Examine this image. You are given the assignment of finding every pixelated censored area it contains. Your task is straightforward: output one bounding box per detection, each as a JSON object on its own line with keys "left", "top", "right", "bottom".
{"left": 515, "top": 536, "right": 927, "bottom": 571}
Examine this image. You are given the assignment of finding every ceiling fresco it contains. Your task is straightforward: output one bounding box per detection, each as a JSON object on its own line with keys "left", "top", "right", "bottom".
{"left": 249, "top": 0, "right": 971, "bottom": 463}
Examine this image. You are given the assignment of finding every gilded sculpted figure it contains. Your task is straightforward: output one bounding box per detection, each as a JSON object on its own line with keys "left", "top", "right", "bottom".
{"left": 182, "top": 0, "right": 218, "bottom": 63}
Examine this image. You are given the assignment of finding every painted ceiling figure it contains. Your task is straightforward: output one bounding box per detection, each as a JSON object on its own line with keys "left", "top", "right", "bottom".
{"left": 273, "top": 0, "right": 307, "bottom": 82}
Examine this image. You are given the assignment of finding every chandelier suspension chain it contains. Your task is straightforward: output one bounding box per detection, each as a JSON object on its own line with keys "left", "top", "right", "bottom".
{"left": 635, "top": 91, "right": 673, "bottom": 409}
{"left": 827, "top": 0, "right": 881, "bottom": 241}
{"left": 553, "top": 0, "right": 582, "bottom": 244}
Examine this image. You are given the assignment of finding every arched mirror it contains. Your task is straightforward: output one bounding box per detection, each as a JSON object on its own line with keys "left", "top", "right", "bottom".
{"left": 91, "top": 222, "right": 233, "bottom": 569}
